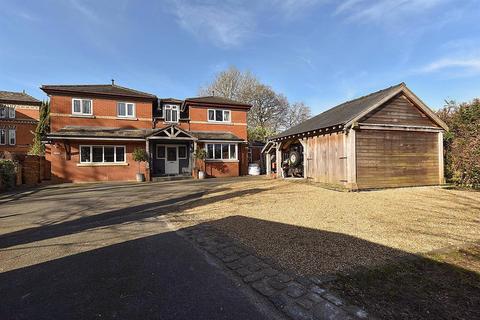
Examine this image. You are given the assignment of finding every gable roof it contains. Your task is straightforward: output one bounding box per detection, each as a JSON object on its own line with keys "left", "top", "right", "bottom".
{"left": 184, "top": 96, "right": 251, "bottom": 109}
{"left": 271, "top": 83, "right": 447, "bottom": 140}
{"left": 41, "top": 84, "right": 156, "bottom": 100}
{"left": 0, "top": 91, "right": 42, "bottom": 105}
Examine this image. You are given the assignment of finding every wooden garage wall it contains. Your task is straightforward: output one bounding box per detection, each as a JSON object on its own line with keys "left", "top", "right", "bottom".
{"left": 356, "top": 130, "right": 439, "bottom": 189}
{"left": 306, "top": 132, "right": 346, "bottom": 185}
{"left": 361, "top": 93, "right": 440, "bottom": 127}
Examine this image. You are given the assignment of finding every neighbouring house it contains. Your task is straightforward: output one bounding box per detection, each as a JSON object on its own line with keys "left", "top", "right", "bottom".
{"left": 263, "top": 83, "right": 448, "bottom": 190}
{"left": 0, "top": 91, "right": 42, "bottom": 156}
{"left": 41, "top": 82, "right": 251, "bottom": 182}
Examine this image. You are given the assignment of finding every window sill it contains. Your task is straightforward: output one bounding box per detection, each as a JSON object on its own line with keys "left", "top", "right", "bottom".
{"left": 77, "top": 162, "right": 129, "bottom": 167}
{"left": 71, "top": 114, "right": 95, "bottom": 119}
{"left": 116, "top": 117, "right": 138, "bottom": 121}
{"left": 205, "top": 159, "right": 239, "bottom": 163}
{"left": 207, "top": 121, "right": 232, "bottom": 125}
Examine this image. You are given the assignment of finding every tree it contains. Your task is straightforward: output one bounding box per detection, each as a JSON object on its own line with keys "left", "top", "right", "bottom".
{"left": 436, "top": 99, "right": 480, "bottom": 189}
{"left": 200, "top": 66, "right": 311, "bottom": 141}
{"left": 29, "top": 100, "right": 50, "bottom": 155}
{"left": 281, "top": 101, "right": 312, "bottom": 130}
{"left": 199, "top": 66, "right": 258, "bottom": 101}
{"left": 247, "top": 85, "right": 289, "bottom": 133}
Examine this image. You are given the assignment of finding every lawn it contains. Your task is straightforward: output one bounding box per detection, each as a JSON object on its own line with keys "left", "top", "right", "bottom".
{"left": 170, "top": 177, "right": 480, "bottom": 319}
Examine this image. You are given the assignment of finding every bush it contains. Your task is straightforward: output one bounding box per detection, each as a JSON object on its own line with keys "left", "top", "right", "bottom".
{"left": 437, "top": 99, "right": 480, "bottom": 189}
{"left": 132, "top": 148, "right": 148, "bottom": 174}
{"left": 0, "top": 160, "right": 16, "bottom": 190}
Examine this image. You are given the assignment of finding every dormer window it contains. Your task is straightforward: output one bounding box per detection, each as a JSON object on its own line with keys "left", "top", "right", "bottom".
{"left": 164, "top": 104, "right": 179, "bottom": 123}
{"left": 117, "top": 102, "right": 135, "bottom": 118}
{"left": 208, "top": 109, "right": 231, "bottom": 123}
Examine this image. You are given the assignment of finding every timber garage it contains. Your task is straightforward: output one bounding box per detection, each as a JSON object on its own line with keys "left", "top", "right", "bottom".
{"left": 263, "top": 83, "right": 448, "bottom": 190}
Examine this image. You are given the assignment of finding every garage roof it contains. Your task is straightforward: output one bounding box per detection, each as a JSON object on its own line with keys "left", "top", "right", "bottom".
{"left": 270, "top": 83, "right": 447, "bottom": 140}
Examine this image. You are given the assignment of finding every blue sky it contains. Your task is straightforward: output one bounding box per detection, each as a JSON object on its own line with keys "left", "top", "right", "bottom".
{"left": 1, "top": 0, "right": 479, "bottom": 114}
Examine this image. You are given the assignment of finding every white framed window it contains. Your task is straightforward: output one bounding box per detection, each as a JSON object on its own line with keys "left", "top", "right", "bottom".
{"left": 8, "top": 129, "right": 15, "bottom": 145}
{"left": 0, "top": 106, "right": 6, "bottom": 118}
{"left": 117, "top": 102, "right": 135, "bottom": 118}
{"left": 0, "top": 129, "right": 5, "bottom": 145}
{"left": 8, "top": 107, "right": 15, "bottom": 119}
{"left": 208, "top": 109, "right": 231, "bottom": 123}
{"left": 164, "top": 104, "right": 179, "bottom": 123}
{"left": 79, "top": 145, "right": 126, "bottom": 163}
{"left": 205, "top": 143, "right": 237, "bottom": 160}
{"left": 72, "top": 98, "right": 93, "bottom": 115}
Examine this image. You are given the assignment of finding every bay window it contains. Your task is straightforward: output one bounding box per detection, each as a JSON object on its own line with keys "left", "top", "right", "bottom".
{"left": 80, "top": 145, "right": 126, "bottom": 163}
{"left": 205, "top": 143, "right": 237, "bottom": 160}
{"left": 72, "top": 98, "right": 92, "bottom": 115}
{"left": 208, "top": 109, "right": 230, "bottom": 123}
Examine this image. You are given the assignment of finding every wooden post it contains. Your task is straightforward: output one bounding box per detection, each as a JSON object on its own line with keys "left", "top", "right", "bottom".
{"left": 266, "top": 152, "right": 271, "bottom": 176}
{"left": 438, "top": 131, "right": 444, "bottom": 184}
{"left": 276, "top": 142, "right": 283, "bottom": 178}
{"left": 299, "top": 138, "right": 308, "bottom": 179}
{"left": 346, "top": 128, "right": 357, "bottom": 190}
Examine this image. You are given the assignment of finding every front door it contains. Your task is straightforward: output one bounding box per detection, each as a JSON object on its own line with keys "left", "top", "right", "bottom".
{"left": 165, "top": 146, "right": 179, "bottom": 175}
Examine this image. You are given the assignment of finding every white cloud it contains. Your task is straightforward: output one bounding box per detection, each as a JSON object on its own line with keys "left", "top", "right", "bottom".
{"left": 421, "top": 57, "right": 480, "bottom": 73}
{"left": 334, "top": 0, "right": 450, "bottom": 22}
{"left": 170, "top": 1, "right": 255, "bottom": 48}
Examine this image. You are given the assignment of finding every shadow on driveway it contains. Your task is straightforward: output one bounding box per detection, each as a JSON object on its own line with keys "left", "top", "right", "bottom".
{"left": 0, "top": 188, "right": 265, "bottom": 249}
{"left": 0, "top": 231, "right": 276, "bottom": 320}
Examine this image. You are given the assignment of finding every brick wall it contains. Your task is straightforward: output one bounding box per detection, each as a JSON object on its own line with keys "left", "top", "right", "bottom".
{"left": 46, "top": 141, "right": 148, "bottom": 182}
{"left": 49, "top": 95, "right": 154, "bottom": 131}
{"left": 0, "top": 103, "right": 39, "bottom": 155}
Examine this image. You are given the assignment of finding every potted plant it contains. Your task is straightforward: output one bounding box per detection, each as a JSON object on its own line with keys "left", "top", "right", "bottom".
{"left": 132, "top": 147, "right": 148, "bottom": 182}
{"left": 193, "top": 148, "right": 207, "bottom": 179}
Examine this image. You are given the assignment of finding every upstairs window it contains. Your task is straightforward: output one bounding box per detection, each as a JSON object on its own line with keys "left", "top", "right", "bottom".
{"left": 72, "top": 98, "right": 93, "bottom": 116}
{"left": 165, "top": 104, "right": 179, "bottom": 123}
{"left": 0, "top": 129, "right": 5, "bottom": 145}
{"left": 8, "top": 129, "right": 15, "bottom": 145}
{"left": 0, "top": 106, "right": 15, "bottom": 118}
{"left": 208, "top": 109, "right": 230, "bottom": 123}
{"left": 117, "top": 102, "right": 135, "bottom": 118}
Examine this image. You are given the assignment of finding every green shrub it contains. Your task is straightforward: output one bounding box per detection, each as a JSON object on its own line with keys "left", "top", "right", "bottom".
{"left": 437, "top": 99, "right": 480, "bottom": 189}
{"left": 0, "top": 160, "right": 16, "bottom": 189}
{"left": 132, "top": 148, "right": 148, "bottom": 174}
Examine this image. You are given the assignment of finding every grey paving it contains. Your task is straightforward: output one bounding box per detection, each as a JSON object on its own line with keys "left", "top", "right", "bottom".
{"left": 182, "top": 225, "right": 369, "bottom": 320}
{"left": 0, "top": 178, "right": 283, "bottom": 320}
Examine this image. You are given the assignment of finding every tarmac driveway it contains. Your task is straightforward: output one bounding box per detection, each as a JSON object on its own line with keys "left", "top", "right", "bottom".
{"left": 0, "top": 178, "right": 280, "bottom": 320}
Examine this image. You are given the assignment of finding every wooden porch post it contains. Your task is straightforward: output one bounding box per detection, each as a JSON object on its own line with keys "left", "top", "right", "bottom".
{"left": 266, "top": 152, "right": 271, "bottom": 176}
{"left": 276, "top": 141, "right": 283, "bottom": 178}
{"left": 299, "top": 138, "right": 308, "bottom": 179}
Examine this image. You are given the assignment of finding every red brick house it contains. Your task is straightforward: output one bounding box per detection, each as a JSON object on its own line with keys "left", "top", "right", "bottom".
{"left": 0, "top": 91, "right": 42, "bottom": 156}
{"left": 41, "top": 83, "right": 251, "bottom": 182}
